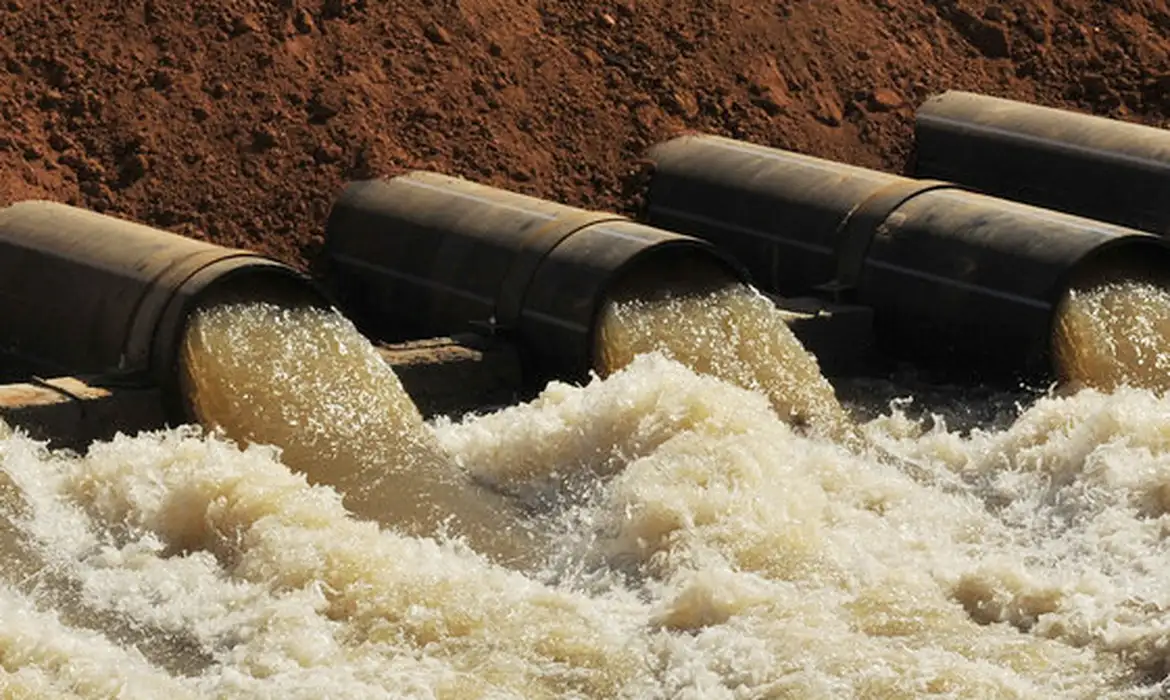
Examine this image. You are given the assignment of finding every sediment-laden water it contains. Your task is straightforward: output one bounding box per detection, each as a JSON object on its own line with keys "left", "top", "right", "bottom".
{"left": 595, "top": 282, "right": 851, "bottom": 438}
{"left": 1054, "top": 279, "right": 1170, "bottom": 395}
{"left": 178, "top": 302, "right": 536, "bottom": 566}
{"left": 4, "top": 284, "right": 1170, "bottom": 697}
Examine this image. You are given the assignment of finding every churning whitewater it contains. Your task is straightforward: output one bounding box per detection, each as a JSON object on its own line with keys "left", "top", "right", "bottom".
{"left": 5, "top": 282, "right": 1170, "bottom": 697}
{"left": 1054, "top": 279, "right": 1170, "bottom": 395}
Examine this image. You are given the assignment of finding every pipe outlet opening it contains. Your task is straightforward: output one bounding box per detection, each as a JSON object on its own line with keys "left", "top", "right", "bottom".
{"left": 1051, "top": 239, "right": 1170, "bottom": 394}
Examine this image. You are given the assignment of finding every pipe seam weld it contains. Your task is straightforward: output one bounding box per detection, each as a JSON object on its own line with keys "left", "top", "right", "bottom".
{"left": 493, "top": 213, "right": 627, "bottom": 332}
{"left": 819, "top": 179, "right": 964, "bottom": 300}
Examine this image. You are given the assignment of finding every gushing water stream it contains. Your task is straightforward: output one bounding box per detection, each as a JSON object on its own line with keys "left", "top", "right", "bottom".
{"left": 178, "top": 301, "right": 536, "bottom": 566}
{"left": 1054, "top": 279, "right": 1170, "bottom": 395}
{"left": 595, "top": 282, "right": 851, "bottom": 438}
{"left": 4, "top": 281, "right": 1170, "bottom": 697}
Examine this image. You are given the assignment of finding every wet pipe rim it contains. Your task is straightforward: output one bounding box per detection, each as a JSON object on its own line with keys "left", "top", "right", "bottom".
{"left": 151, "top": 257, "right": 333, "bottom": 425}
{"left": 576, "top": 234, "right": 752, "bottom": 380}
{"left": 1043, "top": 233, "right": 1170, "bottom": 377}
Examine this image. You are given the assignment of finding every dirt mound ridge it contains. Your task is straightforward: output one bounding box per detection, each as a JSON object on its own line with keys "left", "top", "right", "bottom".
{"left": 2, "top": 0, "right": 1169, "bottom": 266}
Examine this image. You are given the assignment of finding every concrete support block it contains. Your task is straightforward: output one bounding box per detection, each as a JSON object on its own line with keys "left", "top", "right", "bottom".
{"left": 378, "top": 334, "right": 526, "bottom": 417}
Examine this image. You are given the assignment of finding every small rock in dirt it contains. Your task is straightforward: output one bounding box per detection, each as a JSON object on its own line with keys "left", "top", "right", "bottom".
{"left": 313, "top": 143, "right": 343, "bottom": 164}
{"left": 231, "top": 14, "right": 262, "bottom": 36}
{"left": 79, "top": 180, "right": 105, "bottom": 197}
{"left": 750, "top": 90, "right": 788, "bottom": 116}
{"left": 813, "top": 93, "right": 844, "bottom": 127}
{"left": 322, "top": 0, "right": 357, "bottom": 19}
{"left": 666, "top": 90, "right": 700, "bottom": 119}
{"left": 982, "top": 6, "right": 1006, "bottom": 23}
{"left": 1082, "top": 74, "right": 1109, "bottom": 93}
{"left": 151, "top": 69, "right": 174, "bottom": 90}
{"left": 1081, "top": 74, "right": 1121, "bottom": 106}
{"left": 952, "top": 8, "right": 1010, "bottom": 59}
{"left": 424, "top": 23, "right": 451, "bottom": 46}
{"left": 120, "top": 153, "right": 149, "bottom": 182}
{"left": 307, "top": 90, "right": 344, "bottom": 122}
{"left": 294, "top": 9, "right": 315, "bottom": 34}
{"left": 577, "top": 47, "right": 603, "bottom": 67}
{"left": 599, "top": 12, "right": 617, "bottom": 27}
{"left": 47, "top": 132, "right": 73, "bottom": 151}
{"left": 866, "top": 87, "right": 905, "bottom": 112}
{"left": 251, "top": 126, "right": 279, "bottom": 150}
{"left": 37, "top": 89, "right": 63, "bottom": 109}
{"left": 1021, "top": 19, "right": 1047, "bottom": 43}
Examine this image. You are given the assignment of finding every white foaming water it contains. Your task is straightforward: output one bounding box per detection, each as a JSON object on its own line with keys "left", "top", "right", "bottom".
{"left": 1054, "top": 280, "right": 1170, "bottom": 394}
{"left": 6, "top": 280, "right": 1170, "bottom": 696}
{"left": 4, "top": 355, "right": 1170, "bottom": 695}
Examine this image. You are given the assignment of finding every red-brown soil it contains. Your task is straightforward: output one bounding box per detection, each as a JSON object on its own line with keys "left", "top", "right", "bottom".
{"left": 2, "top": 0, "right": 1170, "bottom": 269}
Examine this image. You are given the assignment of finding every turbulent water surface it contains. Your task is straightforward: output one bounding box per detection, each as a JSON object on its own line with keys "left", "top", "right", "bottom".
{"left": 4, "top": 284, "right": 1170, "bottom": 697}
{"left": 1054, "top": 279, "right": 1170, "bottom": 395}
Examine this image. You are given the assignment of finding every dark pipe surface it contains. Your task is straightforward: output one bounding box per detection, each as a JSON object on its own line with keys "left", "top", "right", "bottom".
{"left": 914, "top": 90, "right": 1170, "bottom": 235}
{"left": 324, "top": 171, "right": 749, "bottom": 384}
{"left": 0, "top": 201, "right": 323, "bottom": 418}
{"left": 645, "top": 134, "right": 1170, "bottom": 381}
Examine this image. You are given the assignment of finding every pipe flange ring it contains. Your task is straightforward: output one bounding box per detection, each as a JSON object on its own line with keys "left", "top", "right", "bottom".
{"left": 493, "top": 213, "right": 627, "bottom": 332}
{"left": 819, "top": 179, "right": 964, "bottom": 299}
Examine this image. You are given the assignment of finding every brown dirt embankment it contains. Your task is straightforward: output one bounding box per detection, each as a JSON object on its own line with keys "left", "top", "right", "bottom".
{"left": 2, "top": 0, "right": 1169, "bottom": 267}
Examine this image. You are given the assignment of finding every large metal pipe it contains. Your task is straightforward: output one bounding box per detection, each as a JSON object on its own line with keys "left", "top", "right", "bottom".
{"left": 0, "top": 201, "right": 324, "bottom": 416}
{"left": 644, "top": 134, "right": 1170, "bottom": 381}
{"left": 914, "top": 90, "right": 1170, "bottom": 235}
{"left": 324, "top": 171, "right": 748, "bottom": 384}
